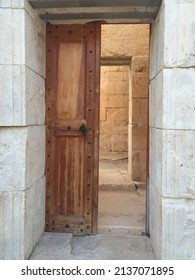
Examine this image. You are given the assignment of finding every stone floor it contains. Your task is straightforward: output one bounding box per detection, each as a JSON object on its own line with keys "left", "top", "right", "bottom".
{"left": 29, "top": 233, "right": 155, "bottom": 260}
{"left": 29, "top": 152, "right": 155, "bottom": 260}
{"left": 98, "top": 152, "right": 146, "bottom": 235}
{"left": 98, "top": 190, "right": 146, "bottom": 236}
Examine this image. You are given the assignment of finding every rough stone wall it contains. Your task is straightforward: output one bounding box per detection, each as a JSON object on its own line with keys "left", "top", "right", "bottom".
{"left": 101, "top": 24, "right": 149, "bottom": 57}
{"left": 129, "top": 56, "right": 149, "bottom": 181}
{"left": 0, "top": 0, "right": 46, "bottom": 259}
{"left": 101, "top": 24, "right": 149, "bottom": 181}
{"left": 100, "top": 65, "right": 129, "bottom": 152}
{"left": 150, "top": 0, "right": 195, "bottom": 259}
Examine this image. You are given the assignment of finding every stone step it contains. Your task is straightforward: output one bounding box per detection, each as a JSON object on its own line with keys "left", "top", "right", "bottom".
{"left": 30, "top": 232, "right": 155, "bottom": 260}
{"left": 99, "top": 182, "right": 146, "bottom": 192}
{"left": 98, "top": 225, "right": 145, "bottom": 237}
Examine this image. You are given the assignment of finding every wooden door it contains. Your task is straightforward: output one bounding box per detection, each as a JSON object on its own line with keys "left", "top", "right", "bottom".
{"left": 45, "top": 23, "right": 101, "bottom": 235}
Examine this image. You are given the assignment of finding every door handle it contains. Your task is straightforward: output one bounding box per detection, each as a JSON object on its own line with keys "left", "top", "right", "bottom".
{"left": 79, "top": 123, "right": 89, "bottom": 136}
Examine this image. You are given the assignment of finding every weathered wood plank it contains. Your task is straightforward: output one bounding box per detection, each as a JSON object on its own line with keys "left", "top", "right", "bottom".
{"left": 45, "top": 23, "right": 100, "bottom": 235}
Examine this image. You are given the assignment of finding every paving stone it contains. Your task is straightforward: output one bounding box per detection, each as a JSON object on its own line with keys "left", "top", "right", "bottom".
{"left": 30, "top": 233, "right": 155, "bottom": 260}
{"left": 29, "top": 233, "right": 74, "bottom": 260}
{"left": 71, "top": 235, "right": 155, "bottom": 260}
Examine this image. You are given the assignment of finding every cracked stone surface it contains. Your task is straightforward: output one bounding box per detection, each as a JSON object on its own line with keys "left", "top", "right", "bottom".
{"left": 29, "top": 233, "right": 74, "bottom": 260}
{"left": 29, "top": 233, "right": 155, "bottom": 260}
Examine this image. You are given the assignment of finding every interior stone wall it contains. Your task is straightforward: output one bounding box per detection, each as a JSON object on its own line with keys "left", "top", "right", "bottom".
{"left": 150, "top": 0, "right": 195, "bottom": 259}
{"left": 100, "top": 65, "right": 129, "bottom": 152}
{"left": 0, "top": 0, "right": 46, "bottom": 259}
{"left": 101, "top": 24, "right": 150, "bottom": 58}
{"left": 129, "top": 56, "right": 149, "bottom": 182}
{"left": 101, "top": 24, "right": 149, "bottom": 181}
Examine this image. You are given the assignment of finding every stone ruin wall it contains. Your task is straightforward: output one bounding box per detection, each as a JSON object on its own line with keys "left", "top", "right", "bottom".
{"left": 100, "top": 24, "right": 149, "bottom": 181}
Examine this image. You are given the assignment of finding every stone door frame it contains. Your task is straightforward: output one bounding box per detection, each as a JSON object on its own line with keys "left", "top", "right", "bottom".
{"left": 1, "top": 0, "right": 195, "bottom": 260}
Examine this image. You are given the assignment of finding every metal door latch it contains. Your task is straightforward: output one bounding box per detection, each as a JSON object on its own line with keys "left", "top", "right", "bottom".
{"left": 79, "top": 123, "right": 89, "bottom": 136}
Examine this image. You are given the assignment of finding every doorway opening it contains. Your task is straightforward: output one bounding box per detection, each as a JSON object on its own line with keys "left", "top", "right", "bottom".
{"left": 44, "top": 22, "right": 150, "bottom": 236}
{"left": 98, "top": 24, "right": 150, "bottom": 236}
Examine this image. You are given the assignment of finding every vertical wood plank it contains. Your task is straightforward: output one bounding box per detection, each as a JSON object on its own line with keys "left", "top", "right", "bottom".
{"left": 45, "top": 23, "right": 101, "bottom": 235}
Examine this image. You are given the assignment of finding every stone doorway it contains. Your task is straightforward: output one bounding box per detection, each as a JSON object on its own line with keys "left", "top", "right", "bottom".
{"left": 98, "top": 24, "right": 149, "bottom": 236}
{"left": 2, "top": 0, "right": 194, "bottom": 260}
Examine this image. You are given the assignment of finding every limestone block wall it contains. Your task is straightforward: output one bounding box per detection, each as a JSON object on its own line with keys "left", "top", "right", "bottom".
{"left": 101, "top": 24, "right": 149, "bottom": 58}
{"left": 0, "top": 0, "right": 46, "bottom": 259}
{"left": 129, "top": 56, "right": 149, "bottom": 182}
{"left": 150, "top": 0, "right": 195, "bottom": 259}
{"left": 101, "top": 24, "right": 149, "bottom": 181}
{"left": 100, "top": 65, "right": 129, "bottom": 152}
